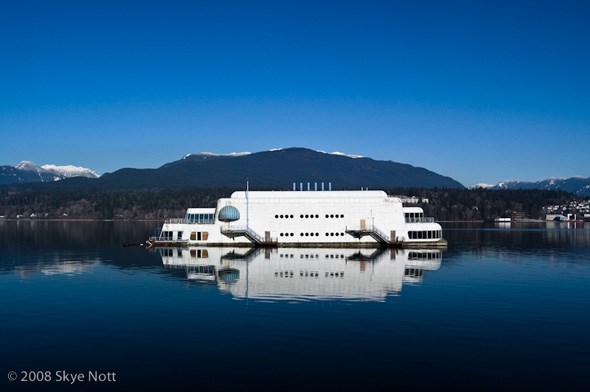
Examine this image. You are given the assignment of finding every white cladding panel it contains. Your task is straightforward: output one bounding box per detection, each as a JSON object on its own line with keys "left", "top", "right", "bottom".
{"left": 217, "top": 191, "right": 406, "bottom": 243}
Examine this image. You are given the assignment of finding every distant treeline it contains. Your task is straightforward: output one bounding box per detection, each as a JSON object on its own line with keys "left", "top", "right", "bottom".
{"left": 0, "top": 187, "right": 582, "bottom": 221}
{"left": 385, "top": 187, "right": 578, "bottom": 221}
{"left": 0, "top": 188, "right": 232, "bottom": 220}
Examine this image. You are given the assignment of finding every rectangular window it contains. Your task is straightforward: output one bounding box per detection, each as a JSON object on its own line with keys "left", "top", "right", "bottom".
{"left": 197, "top": 232, "right": 202, "bottom": 241}
{"left": 190, "top": 232, "right": 196, "bottom": 241}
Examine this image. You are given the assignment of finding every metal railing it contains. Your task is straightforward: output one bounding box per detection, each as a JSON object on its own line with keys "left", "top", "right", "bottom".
{"left": 405, "top": 217, "right": 435, "bottom": 223}
{"left": 165, "top": 218, "right": 216, "bottom": 224}
{"left": 220, "top": 225, "right": 272, "bottom": 244}
{"left": 165, "top": 218, "right": 186, "bottom": 224}
{"left": 345, "top": 223, "right": 391, "bottom": 244}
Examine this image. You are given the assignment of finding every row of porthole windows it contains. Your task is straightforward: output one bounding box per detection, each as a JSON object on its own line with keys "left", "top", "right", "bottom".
{"left": 279, "top": 232, "right": 346, "bottom": 237}
{"left": 300, "top": 271, "right": 320, "bottom": 277}
{"left": 278, "top": 253, "right": 345, "bottom": 259}
{"left": 274, "top": 214, "right": 345, "bottom": 219}
{"left": 408, "top": 230, "right": 442, "bottom": 240}
{"left": 274, "top": 271, "right": 344, "bottom": 278}
{"left": 273, "top": 271, "right": 328, "bottom": 278}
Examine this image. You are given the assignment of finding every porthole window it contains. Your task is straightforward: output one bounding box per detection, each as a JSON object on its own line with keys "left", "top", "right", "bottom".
{"left": 325, "top": 214, "right": 329, "bottom": 218}
{"left": 305, "top": 214, "right": 309, "bottom": 218}
{"left": 300, "top": 233, "right": 304, "bottom": 236}
{"left": 340, "top": 214, "right": 344, "bottom": 218}
{"left": 315, "top": 214, "right": 319, "bottom": 218}
{"left": 280, "top": 233, "right": 284, "bottom": 237}
{"left": 330, "top": 214, "right": 334, "bottom": 218}
{"left": 290, "top": 215, "right": 294, "bottom": 218}
{"left": 275, "top": 214, "right": 278, "bottom": 218}
{"left": 280, "top": 214, "right": 284, "bottom": 218}
{"left": 305, "top": 233, "right": 309, "bottom": 236}
{"left": 315, "top": 233, "right": 319, "bottom": 236}
{"left": 300, "top": 214, "right": 304, "bottom": 218}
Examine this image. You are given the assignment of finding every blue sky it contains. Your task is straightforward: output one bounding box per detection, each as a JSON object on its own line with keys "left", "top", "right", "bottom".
{"left": 1, "top": 0, "right": 588, "bottom": 187}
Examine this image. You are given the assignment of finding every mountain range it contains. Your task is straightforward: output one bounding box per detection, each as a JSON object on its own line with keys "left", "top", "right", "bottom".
{"left": 0, "top": 161, "right": 98, "bottom": 185}
{"left": 0, "top": 148, "right": 463, "bottom": 189}
{"left": 474, "top": 178, "right": 590, "bottom": 196}
{"left": 2, "top": 148, "right": 589, "bottom": 195}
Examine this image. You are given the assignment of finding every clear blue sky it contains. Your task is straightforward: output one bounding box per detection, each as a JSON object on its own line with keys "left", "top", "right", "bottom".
{"left": 1, "top": 0, "right": 588, "bottom": 187}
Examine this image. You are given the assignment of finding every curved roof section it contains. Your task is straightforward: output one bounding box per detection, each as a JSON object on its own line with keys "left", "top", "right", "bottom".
{"left": 230, "top": 190, "right": 388, "bottom": 199}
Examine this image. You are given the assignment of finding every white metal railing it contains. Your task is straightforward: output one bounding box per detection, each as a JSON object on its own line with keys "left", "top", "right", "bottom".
{"left": 220, "top": 226, "right": 277, "bottom": 244}
{"left": 165, "top": 218, "right": 185, "bottom": 224}
{"left": 346, "top": 223, "right": 390, "bottom": 243}
{"left": 405, "top": 217, "right": 435, "bottom": 223}
{"left": 165, "top": 218, "right": 215, "bottom": 224}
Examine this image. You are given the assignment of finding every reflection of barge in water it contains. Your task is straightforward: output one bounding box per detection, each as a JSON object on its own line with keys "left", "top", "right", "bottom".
{"left": 157, "top": 247, "right": 442, "bottom": 301}
{"left": 148, "top": 189, "right": 446, "bottom": 248}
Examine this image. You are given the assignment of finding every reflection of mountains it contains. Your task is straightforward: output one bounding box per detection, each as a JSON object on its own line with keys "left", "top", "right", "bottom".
{"left": 14, "top": 259, "right": 99, "bottom": 278}
{"left": 157, "top": 247, "right": 442, "bottom": 302}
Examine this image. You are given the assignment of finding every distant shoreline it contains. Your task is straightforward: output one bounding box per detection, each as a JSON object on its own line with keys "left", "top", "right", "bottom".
{"left": 0, "top": 218, "right": 553, "bottom": 223}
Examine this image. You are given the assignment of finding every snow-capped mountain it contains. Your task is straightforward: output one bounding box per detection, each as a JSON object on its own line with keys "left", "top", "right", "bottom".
{"left": 40, "top": 164, "right": 99, "bottom": 179}
{"left": 183, "top": 148, "right": 365, "bottom": 160}
{"left": 474, "top": 177, "right": 590, "bottom": 196}
{"left": 0, "top": 161, "right": 98, "bottom": 185}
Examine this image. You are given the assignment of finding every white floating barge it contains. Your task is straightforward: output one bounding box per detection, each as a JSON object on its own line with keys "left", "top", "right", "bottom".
{"left": 147, "top": 189, "right": 447, "bottom": 248}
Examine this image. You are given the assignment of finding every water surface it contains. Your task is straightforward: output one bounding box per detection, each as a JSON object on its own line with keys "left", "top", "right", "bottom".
{"left": 1, "top": 220, "right": 589, "bottom": 391}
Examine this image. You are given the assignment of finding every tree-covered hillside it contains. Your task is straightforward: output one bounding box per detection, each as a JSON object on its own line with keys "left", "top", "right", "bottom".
{"left": 0, "top": 187, "right": 581, "bottom": 221}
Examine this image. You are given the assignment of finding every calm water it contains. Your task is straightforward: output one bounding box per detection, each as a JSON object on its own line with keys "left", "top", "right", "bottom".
{"left": 1, "top": 220, "right": 589, "bottom": 391}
